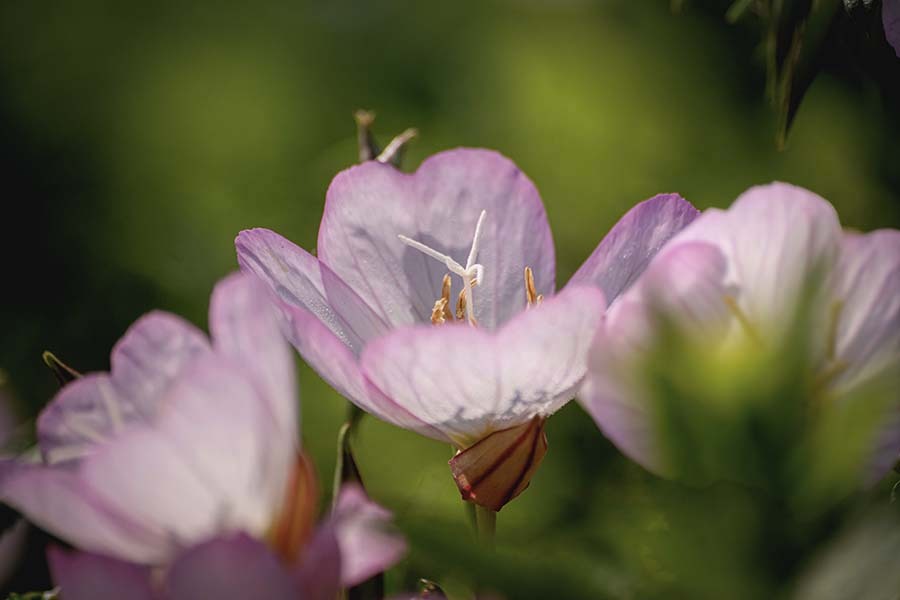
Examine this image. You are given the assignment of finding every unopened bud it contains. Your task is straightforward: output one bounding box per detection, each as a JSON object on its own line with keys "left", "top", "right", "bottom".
{"left": 449, "top": 416, "right": 548, "bottom": 512}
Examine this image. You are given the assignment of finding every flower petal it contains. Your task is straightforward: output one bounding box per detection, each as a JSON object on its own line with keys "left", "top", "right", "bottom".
{"left": 361, "top": 285, "right": 605, "bottom": 445}
{"left": 293, "top": 521, "right": 342, "bottom": 600}
{"left": 209, "top": 272, "right": 298, "bottom": 441}
{"left": 331, "top": 483, "right": 407, "bottom": 587}
{"left": 236, "top": 228, "right": 389, "bottom": 354}
{"left": 37, "top": 312, "right": 210, "bottom": 464}
{"left": 78, "top": 357, "right": 286, "bottom": 563}
{"left": 319, "top": 148, "right": 555, "bottom": 330}
{"left": 277, "top": 299, "right": 447, "bottom": 441}
{"left": 48, "top": 546, "right": 158, "bottom": 600}
{"left": 830, "top": 230, "right": 900, "bottom": 392}
{"left": 167, "top": 533, "right": 295, "bottom": 600}
{"left": 672, "top": 183, "right": 842, "bottom": 334}
{"left": 0, "top": 463, "right": 165, "bottom": 562}
{"left": 568, "top": 193, "right": 699, "bottom": 304}
{"left": 580, "top": 242, "right": 731, "bottom": 475}
{"left": 236, "top": 228, "right": 435, "bottom": 436}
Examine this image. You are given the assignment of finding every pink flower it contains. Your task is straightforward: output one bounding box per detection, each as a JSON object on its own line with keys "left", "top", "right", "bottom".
{"left": 581, "top": 182, "right": 900, "bottom": 478}
{"left": 0, "top": 274, "right": 405, "bottom": 598}
{"left": 236, "top": 148, "right": 698, "bottom": 510}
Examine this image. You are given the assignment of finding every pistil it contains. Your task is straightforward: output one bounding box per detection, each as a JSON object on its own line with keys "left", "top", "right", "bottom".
{"left": 399, "top": 210, "right": 487, "bottom": 326}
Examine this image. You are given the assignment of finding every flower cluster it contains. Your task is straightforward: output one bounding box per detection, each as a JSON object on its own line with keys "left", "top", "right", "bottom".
{"left": 1, "top": 144, "right": 897, "bottom": 598}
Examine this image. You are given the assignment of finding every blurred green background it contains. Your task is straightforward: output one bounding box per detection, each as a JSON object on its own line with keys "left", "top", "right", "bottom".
{"left": 1, "top": 0, "right": 898, "bottom": 597}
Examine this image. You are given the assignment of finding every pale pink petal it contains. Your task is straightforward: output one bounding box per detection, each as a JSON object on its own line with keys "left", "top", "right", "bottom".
{"left": 167, "top": 534, "right": 295, "bottom": 600}
{"left": 634, "top": 241, "right": 733, "bottom": 338}
{"left": 209, "top": 272, "right": 298, "bottom": 440}
{"left": 0, "top": 463, "right": 166, "bottom": 562}
{"left": 580, "top": 242, "right": 732, "bottom": 475}
{"left": 48, "top": 546, "right": 157, "bottom": 600}
{"left": 319, "top": 149, "right": 555, "bottom": 330}
{"left": 37, "top": 312, "right": 210, "bottom": 464}
{"left": 332, "top": 484, "right": 406, "bottom": 587}
{"left": 361, "top": 285, "right": 605, "bottom": 445}
{"left": 830, "top": 230, "right": 900, "bottom": 392}
{"left": 236, "top": 228, "right": 389, "bottom": 354}
{"left": 236, "top": 231, "right": 434, "bottom": 437}
{"left": 568, "top": 193, "right": 698, "bottom": 304}
{"left": 276, "top": 300, "right": 448, "bottom": 441}
{"left": 37, "top": 374, "right": 130, "bottom": 465}
{"left": 79, "top": 357, "right": 285, "bottom": 563}
{"left": 672, "top": 183, "right": 842, "bottom": 335}
{"left": 109, "top": 311, "right": 211, "bottom": 414}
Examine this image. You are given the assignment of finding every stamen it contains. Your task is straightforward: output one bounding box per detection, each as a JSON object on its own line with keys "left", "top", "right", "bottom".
{"left": 397, "top": 210, "right": 487, "bottom": 326}
{"left": 456, "top": 288, "right": 477, "bottom": 326}
{"left": 456, "top": 288, "right": 466, "bottom": 321}
{"left": 524, "top": 267, "right": 542, "bottom": 307}
{"left": 440, "top": 274, "right": 454, "bottom": 322}
{"left": 432, "top": 298, "right": 449, "bottom": 325}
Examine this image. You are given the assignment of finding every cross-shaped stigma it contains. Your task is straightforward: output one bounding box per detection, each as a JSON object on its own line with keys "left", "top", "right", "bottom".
{"left": 398, "top": 210, "right": 487, "bottom": 326}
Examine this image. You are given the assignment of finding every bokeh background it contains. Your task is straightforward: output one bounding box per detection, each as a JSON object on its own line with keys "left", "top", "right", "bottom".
{"left": 1, "top": 0, "right": 898, "bottom": 597}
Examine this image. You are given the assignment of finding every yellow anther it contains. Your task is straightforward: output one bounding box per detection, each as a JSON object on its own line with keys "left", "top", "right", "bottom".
{"left": 524, "top": 266, "right": 542, "bottom": 307}
{"left": 432, "top": 298, "right": 449, "bottom": 325}
{"left": 456, "top": 288, "right": 467, "bottom": 321}
{"left": 430, "top": 274, "right": 456, "bottom": 326}
{"left": 455, "top": 288, "right": 477, "bottom": 326}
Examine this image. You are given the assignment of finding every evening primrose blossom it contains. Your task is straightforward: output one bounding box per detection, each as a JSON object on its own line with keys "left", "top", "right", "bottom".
{"left": 581, "top": 182, "right": 900, "bottom": 478}
{"left": 0, "top": 273, "right": 405, "bottom": 598}
{"left": 236, "top": 148, "right": 698, "bottom": 511}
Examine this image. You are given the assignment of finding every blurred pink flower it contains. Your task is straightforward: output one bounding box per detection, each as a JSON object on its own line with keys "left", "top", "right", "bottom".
{"left": 581, "top": 182, "right": 900, "bottom": 477}
{"left": 0, "top": 273, "right": 405, "bottom": 598}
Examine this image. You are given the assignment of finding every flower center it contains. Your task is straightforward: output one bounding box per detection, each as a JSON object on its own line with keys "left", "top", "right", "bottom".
{"left": 399, "top": 211, "right": 545, "bottom": 327}
{"left": 399, "top": 210, "right": 487, "bottom": 326}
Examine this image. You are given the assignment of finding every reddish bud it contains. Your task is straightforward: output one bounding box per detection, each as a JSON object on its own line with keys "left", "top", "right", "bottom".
{"left": 449, "top": 416, "right": 548, "bottom": 512}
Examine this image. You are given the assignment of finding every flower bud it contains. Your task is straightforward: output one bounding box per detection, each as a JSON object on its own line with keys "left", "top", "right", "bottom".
{"left": 449, "top": 416, "right": 547, "bottom": 512}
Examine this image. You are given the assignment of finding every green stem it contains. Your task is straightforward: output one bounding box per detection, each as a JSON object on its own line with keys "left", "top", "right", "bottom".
{"left": 474, "top": 505, "right": 496, "bottom": 547}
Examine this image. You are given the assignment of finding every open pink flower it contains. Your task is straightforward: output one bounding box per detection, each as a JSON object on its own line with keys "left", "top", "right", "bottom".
{"left": 581, "top": 182, "right": 900, "bottom": 478}
{"left": 0, "top": 273, "right": 405, "bottom": 598}
{"left": 236, "top": 148, "right": 698, "bottom": 510}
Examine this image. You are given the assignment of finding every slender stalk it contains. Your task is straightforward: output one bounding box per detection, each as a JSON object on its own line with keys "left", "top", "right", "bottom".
{"left": 474, "top": 505, "right": 496, "bottom": 547}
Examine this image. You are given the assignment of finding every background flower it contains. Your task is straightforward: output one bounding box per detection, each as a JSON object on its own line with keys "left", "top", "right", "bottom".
{"left": 0, "top": 274, "right": 405, "bottom": 596}
{"left": 582, "top": 182, "right": 900, "bottom": 480}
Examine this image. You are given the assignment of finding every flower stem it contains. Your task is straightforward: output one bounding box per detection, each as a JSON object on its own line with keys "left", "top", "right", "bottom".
{"left": 474, "top": 505, "right": 496, "bottom": 547}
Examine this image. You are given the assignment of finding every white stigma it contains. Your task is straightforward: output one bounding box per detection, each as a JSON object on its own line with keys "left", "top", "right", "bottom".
{"left": 398, "top": 210, "right": 487, "bottom": 326}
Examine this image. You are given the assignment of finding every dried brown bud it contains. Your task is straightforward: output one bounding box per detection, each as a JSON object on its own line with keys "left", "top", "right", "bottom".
{"left": 449, "top": 416, "right": 547, "bottom": 512}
